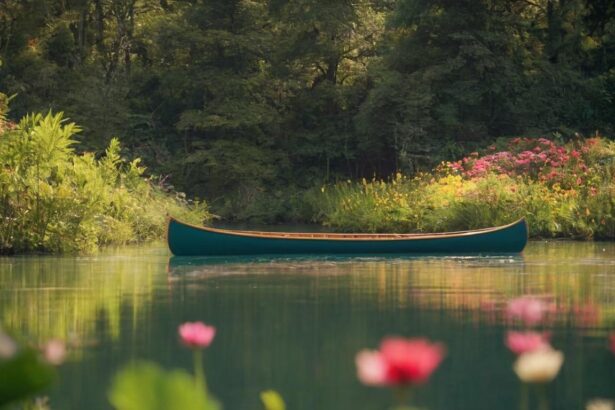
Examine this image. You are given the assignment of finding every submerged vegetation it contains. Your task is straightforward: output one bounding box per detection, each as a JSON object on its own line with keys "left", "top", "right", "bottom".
{"left": 317, "top": 137, "right": 615, "bottom": 239}
{"left": 0, "top": 108, "right": 208, "bottom": 253}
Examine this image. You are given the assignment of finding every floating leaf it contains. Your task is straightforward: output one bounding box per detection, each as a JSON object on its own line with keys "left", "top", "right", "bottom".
{"left": 109, "top": 362, "right": 220, "bottom": 410}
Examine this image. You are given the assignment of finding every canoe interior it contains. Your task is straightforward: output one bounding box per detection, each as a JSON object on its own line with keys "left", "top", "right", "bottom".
{"left": 167, "top": 218, "right": 529, "bottom": 256}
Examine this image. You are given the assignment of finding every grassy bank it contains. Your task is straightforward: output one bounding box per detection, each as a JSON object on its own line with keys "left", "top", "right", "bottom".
{"left": 316, "top": 137, "right": 615, "bottom": 239}
{"left": 0, "top": 111, "right": 209, "bottom": 253}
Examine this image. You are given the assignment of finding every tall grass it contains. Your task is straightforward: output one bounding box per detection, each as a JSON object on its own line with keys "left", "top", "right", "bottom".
{"left": 0, "top": 111, "right": 209, "bottom": 253}
{"left": 317, "top": 138, "right": 615, "bottom": 239}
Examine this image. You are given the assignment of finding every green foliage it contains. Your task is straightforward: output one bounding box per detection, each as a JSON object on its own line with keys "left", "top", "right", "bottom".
{"left": 0, "top": 345, "right": 55, "bottom": 408}
{"left": 108, "top": 362, "right": 220, "bottom": 410}
{"left": 0, "top": 111, "right": 209, "bottom": 253}
{"left": 317, "top": 138, "right": 615, "bottom": 239}
{"left": 0, "top": 0, "right": 614, "bottom": 222}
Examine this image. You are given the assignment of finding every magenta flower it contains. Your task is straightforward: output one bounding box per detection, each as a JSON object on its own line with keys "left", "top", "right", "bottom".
{"left": 507, "top": 296, "right": 549, "bottom": 327}
{"left": 355, "top": 337, "right": 446, "bottom": 387}
{"left": 179, "top": 322, "right": 216, "bottom": 348}
{"left": 506, "top": 331, "right": 551, "bottom": 355}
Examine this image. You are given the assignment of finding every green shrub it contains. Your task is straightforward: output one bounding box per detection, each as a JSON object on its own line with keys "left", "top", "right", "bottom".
{"left": 0, "top": 112, "right": 209, "bottom": 253}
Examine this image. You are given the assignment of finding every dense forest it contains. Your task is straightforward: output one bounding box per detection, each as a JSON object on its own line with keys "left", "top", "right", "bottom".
{"left": 1, "top": 0, "right": 614, "bottom": 221}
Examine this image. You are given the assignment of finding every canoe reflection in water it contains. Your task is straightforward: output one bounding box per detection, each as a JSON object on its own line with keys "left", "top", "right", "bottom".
{"left": 166, "top": 252, "right": 526, "bottom": 278}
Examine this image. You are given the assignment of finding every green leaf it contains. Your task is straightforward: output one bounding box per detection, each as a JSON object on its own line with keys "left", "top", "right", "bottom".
{"left": 108, "top": 362, "right": 220, "bottom": 410}
{"left": 260, "top": 390, "right": 285, "bottom": 410}
{"left": 0, "top": 348, "right": 56, "bottom": 406}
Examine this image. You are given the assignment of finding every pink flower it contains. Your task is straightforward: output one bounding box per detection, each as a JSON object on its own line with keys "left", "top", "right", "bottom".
{"left": 380, "top": 338, "right": 445, "bottom": 385}
{"left": 355, "top": 337, "right": 445, "bottom": 387}
{"left": 609, "top": 333, "right": 615, "bottom": 355}
{"left": 43, "top": 339, "right": 66, "bottom": 365}
{"left": 0, "top": 331, "right": 17, "bottom": 359}
{"left": 507, "top": 296, "right": 548, "bottom": 327}
{"left": 506, "top": 331, "right": 551, "bottom": 355}
{"left": 356, "top": 350, "right": 388, "bottom": 386}
{"left": 179, "top": 322, "right": 216, "bottom": 348}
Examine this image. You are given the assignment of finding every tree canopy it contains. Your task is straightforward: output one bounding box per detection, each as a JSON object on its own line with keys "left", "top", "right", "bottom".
{"left": 1, "top": 0, "right": 613, "bottom": 220}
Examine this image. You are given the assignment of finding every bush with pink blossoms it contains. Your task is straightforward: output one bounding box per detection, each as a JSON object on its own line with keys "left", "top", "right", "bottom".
{"left": 445, "top": 137, "right": 610, "bottom": 191}
{"left": 318, "top": 137, "right": 615, "bottom": 239}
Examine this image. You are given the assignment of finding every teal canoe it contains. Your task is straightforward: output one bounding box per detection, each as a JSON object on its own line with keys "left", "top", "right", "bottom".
{"left": 167, "top": 217, "right": 528, "bottom": 256}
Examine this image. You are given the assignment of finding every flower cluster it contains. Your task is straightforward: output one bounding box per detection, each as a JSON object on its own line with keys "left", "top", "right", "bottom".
{"left": 504, "top": 296, "right": 564, "bottom": 385}
{"left": 447, "top": 137, "right": 597, "bottom": 190}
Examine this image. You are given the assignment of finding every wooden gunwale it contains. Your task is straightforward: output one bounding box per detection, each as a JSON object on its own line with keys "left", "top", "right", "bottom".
{"left": 168, "top": 217, "right": 526, "bottom": 242}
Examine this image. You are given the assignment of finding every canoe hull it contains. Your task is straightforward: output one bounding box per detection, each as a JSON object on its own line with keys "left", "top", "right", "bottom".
{"left": 167, "top": 218, "right": 528, "bottom": 256}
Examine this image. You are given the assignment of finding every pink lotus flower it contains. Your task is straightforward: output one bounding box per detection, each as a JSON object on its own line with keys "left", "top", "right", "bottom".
{"left": 506, "top": 331, "right": 551, "bottom": 355}
{"left": 43, "top": 339, "right": 66, "bottom": 365}
{"left": 507, "top": 296, "right": 549, "bottom": 327}
{"left": 356, "top": 337, "right": 445, "bottom": 387}
{"left": 179, "top": 322, "right": 216, "bottom": 348}
{"left": 610, "top": 333, "right": 615, "bottom": 355}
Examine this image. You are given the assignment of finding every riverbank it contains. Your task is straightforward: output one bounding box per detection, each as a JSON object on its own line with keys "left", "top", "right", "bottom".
{"left": 314, "top": 137, "right": 615, "bottom": 239}
{"left": 2, "top": 109, "right": 613, "bottom": 254}
{"left": 0, "top": 112, "right": 209, "bottom": 253}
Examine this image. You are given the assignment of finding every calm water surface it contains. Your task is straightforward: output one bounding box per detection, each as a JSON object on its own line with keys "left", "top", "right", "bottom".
{"left": 1, "top": 242, "right": 614, "bottom": 409}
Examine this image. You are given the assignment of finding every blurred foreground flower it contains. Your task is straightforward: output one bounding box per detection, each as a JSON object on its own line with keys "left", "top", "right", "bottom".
{"left": 178, "top": 322, "right": 216, "bottom": 349}
{"left": 178, "top": 321, "right": 216, "bottom": 394}
{"left": 356, "top": 337, "right": 445, "bottom": 386}
{"left": 356, "top": 350, "right": 388, "bottom": 386}
{"left": 609, "top": 333, "right": 615, "bottom": 355}
{"left": 506, "top": 331, "right": 550, "bottom": 355}
{"left": 507, "top": 296, "right": 551, "bottom": 327}
{"left": 43, "top": 339, "right": 66, "bottom": 365}
{"left": 0, "top": 331, "right": 17, "bottom": 359}
{"left": 586, "top": 399, "right": 615, "bottom": 410}
{"left": 513, "top": 349, "right": 564, "bottom": 384}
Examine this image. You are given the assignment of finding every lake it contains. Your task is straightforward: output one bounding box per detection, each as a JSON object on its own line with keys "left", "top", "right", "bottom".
{"left": 1, "top": 241, "right": 614, "bottom": 410}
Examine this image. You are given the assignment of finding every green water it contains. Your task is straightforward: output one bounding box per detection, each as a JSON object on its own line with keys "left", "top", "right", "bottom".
{"left": 1, "top": 242, "right": 614, "bottom": 410}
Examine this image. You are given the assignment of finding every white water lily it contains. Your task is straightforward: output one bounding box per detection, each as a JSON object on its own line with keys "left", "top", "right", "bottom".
{"left": 513, "top": 348, "right": 564, "bottom": 384}
{"left": 586, "top": 399, "right": 615, "bottom": 410}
